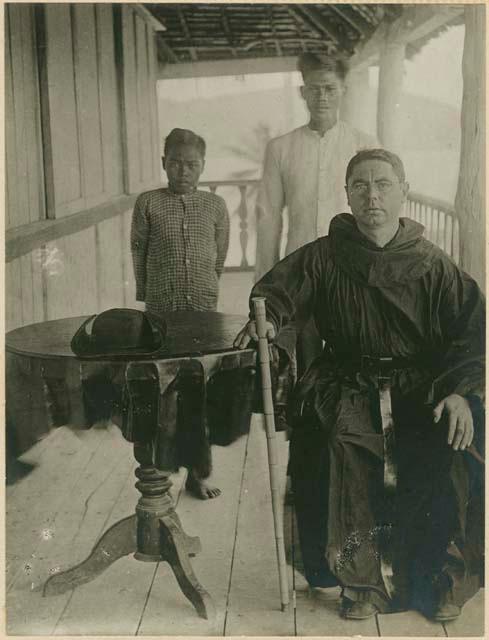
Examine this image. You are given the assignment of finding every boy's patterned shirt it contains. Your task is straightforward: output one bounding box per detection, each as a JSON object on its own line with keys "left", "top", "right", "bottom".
{"left": 131, "top": 188, "right": 230, "bottom": 313}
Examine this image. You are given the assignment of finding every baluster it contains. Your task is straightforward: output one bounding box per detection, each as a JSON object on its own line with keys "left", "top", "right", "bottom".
{"left": 439, "top": 211, "right": 445, "bottom": 252}
{"left": 445, "top": 213, "right": 452, "bottom": 257}
{"left": 238, "top": 185, "right": 249, "bottom": 268}
{"left": 209, "top": 185, "right": 217, "bottom": 194}
{"left": 453, "top": 219, "right": 460, "bottom": 264}
{"left": 434, "top": 209, "right": 440, "bottom": 248}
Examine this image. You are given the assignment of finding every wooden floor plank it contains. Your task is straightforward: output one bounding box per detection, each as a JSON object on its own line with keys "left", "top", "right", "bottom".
{"left": 377, "top": 610, "right": 445, "bottom": 636}
{"left": 53, "top": 456, "right": 188, "bottom": 635}
{"left": 137, "top": 429, "right": 250, "bottom": 636}
{"left": 7, "top": 424, "right": 133, "bottom": 635}
{"left": 444, "top": 588, "right": 484, "bottom": 637}
{"left": 6, "top": 425, "right": 109, "bottom": 590}
{"left": 225, "top": 416, "right": 295, "bottom": 636}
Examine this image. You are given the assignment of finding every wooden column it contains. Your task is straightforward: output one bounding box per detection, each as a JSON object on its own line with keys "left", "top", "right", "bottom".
{"left": 376, "top": 40, "right": 405, "bottom": 152}
{"left": 455, "top": 5, "right": 486, "bottom": 289}
{"left": 341, "top": 66, "right": 370, "bottom": 132}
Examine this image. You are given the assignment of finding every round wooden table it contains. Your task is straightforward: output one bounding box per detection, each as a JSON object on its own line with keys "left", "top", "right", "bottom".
{"left": 6, "top": 311, "right": 255, "bottom": 620}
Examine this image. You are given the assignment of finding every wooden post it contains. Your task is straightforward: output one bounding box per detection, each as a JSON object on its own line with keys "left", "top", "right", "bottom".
{"left": 341, "top": 66, "right": 371, "bottom": 132}
{"left": 455, "top": 5, "right": 486, "bottom": 290}
{"left": 376, "top": 39, "right": 405, "bottom": 152}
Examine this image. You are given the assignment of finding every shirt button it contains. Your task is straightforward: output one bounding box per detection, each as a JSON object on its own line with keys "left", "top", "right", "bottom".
{"left": 186, "top": 295, "right": 191, "bottom": 301}
{"left": 183, "top": 223, "right": 188, "bottom": 230}
{"left": 185, "top": 258, "right": 190, "bottom": 265}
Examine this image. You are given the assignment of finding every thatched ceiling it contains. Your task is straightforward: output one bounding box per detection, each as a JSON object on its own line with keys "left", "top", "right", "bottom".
{"left": 145, "top": 4, "right": 404, "bottom": 64}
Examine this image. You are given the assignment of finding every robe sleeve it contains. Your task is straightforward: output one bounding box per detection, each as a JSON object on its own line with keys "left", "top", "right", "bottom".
{"left": 434, "top": 264, "right": 485, "bottom": 404}
{"left": 249, "top": 239, "right": 325, "bottom": 338}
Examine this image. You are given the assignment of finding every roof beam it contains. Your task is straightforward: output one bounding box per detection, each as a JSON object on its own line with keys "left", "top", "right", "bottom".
{"left": 177, "top": 6, "right": 198, "bottom": 62}
{"left": 155, "top": 35, "right": 179, "bottom": 64}
{"left": 158, "top": 56, "right": 299, "bottom": 80}
{"left": 350, "top": 5, "right": 464, "bottom": 69}
{"left": 221, "top": 6, "right": 237, "bottom": 57}
{"left": 131, "top": 4, "right": 166, "bottom": 32}
{"left": 294, "top": 5, "right": 341, "bottom": 47}
{"left": 327, "top": 5, "right": 367, "bottom": 37}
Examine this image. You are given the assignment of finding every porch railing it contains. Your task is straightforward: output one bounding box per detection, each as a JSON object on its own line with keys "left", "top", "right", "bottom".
{"left": 200, "top": 180, "right": 460, "bottom": 270}
{"left": 405, "top": 191, "right": 460, "bottom": 263}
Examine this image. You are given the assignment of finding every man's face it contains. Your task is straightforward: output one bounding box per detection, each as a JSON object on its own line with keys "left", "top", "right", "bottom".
{"left": 346, "top": 159, "right": 409, "bottom": 230}
{"left": 163, "top": 144, "right": 205, "bottom": 194}
{"left": 300, "top": 70, "right": 344, "bottom": 121}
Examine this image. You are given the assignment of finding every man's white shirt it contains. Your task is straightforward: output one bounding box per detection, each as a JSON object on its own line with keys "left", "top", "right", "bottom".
{"left": 255, "top": 121, "right": 377, "bottom": 279}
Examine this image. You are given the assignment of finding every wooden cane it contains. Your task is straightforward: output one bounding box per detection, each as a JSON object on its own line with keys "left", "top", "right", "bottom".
{"left": 252, "top": 296, "right": 290, "bottom": 612}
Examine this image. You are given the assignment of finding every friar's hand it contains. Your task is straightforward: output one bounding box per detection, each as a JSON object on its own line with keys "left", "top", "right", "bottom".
{"left": 233, "top": 320, "right": 276, "bottom": 349}
{"left": 433, "top": 394, "right": 474, "bottom": 451}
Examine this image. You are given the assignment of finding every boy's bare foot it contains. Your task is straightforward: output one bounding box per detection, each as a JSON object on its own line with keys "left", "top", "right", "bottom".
{"left": 186, "top": 473, "right": 221, "bottom": 500}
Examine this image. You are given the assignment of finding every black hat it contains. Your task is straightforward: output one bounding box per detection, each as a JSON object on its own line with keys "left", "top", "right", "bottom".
{"left": 71, "top": 308, "right": 166, "bottom": 359}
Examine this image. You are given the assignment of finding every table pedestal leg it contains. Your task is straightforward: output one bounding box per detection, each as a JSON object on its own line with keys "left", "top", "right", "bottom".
{"left": 43, "top": 464, "right": 214, "bottom": 620}
{"left": 43, "top": 514, "right": 137, "bottom": 596}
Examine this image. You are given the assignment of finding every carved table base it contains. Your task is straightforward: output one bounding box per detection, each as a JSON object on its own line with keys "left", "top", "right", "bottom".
{"left": 43, "top": 463, "right": 215, "bottom": 620}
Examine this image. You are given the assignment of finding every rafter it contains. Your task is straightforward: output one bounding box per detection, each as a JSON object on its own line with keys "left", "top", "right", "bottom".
{"left": 177, "top": 6, "right": 197, "bottom": 62}
{"left": 155, "top": 35, "right": 179, "bottom": 64}
{"left": 221, "top": 6, "right": 237, "bottom": 58}
{"left": 327, "top": 5, "right": 367, "bottom": 37}
{"left": 294, "top": 5, "right": 342, "bottom": 48}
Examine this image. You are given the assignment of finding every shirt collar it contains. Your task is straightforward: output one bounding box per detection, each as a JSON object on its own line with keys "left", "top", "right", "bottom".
{"left": 166, "top": 186, "right": 198, "bottom": 197}
{"left": 304, "top": 120, "right": 341, "bottom": 139}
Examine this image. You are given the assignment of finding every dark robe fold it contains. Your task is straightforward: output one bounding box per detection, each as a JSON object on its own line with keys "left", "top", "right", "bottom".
{"left": 251, "top": 213, "right": 485, "bottom": 614}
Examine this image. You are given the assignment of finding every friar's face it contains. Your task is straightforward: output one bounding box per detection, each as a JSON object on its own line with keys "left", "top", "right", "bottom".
{"left": 346, "top": 159, "right": 409, "bottom": 231}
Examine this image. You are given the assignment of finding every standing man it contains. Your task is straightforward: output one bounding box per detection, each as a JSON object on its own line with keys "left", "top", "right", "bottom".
{"left": 236, "top": 149, "right": 484, "bottom": 621}
{"left": 255, "top": 52, "right": 376, "bottom": 372}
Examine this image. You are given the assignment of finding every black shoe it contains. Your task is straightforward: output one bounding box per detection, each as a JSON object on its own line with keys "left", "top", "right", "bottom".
{"left": 342, "top": 600, "right": 379, "bottom": 620}
{"left": 432, "top": 603, "right": 461, "bottom": 622}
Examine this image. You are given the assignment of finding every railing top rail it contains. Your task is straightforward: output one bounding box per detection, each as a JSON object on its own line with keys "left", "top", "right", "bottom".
{"left": 407, "top": 191, "right": 456, "bottom": 217}
{"left": 199, "top": 179, "right": 260, "bottom": 188}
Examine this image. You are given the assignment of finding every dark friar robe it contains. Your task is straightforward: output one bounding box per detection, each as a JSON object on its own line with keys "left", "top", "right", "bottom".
{"left": 251, "top": 213, "right": 485, "bottom": 615}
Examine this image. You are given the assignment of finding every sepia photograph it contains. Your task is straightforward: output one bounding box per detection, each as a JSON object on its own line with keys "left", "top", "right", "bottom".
{"left": 4, "top": 1, "right": 486, "bottom": 636}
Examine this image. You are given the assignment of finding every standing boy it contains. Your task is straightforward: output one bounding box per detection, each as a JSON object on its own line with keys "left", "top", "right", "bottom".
{"left": 131, "top": 128, "right": 230, "bottom": 499}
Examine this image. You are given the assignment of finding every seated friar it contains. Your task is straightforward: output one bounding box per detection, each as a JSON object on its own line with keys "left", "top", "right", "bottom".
{"left": 234, "top": 148, "right": 485, "bottom": 622}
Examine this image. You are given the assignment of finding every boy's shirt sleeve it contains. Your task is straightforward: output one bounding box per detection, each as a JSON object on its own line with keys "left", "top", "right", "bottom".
{"left": 130, "top": 194, "right": 150, "bottom": 302}
{"left": 215, "top": 197, "right": 230, "bottom": 278}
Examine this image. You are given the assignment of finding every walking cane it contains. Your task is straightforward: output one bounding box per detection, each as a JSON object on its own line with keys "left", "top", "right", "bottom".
{"left": 252, "top": 296, "right": 290, "bottom": 612}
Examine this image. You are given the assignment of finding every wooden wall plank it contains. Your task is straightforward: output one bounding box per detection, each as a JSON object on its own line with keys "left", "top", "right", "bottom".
{"left": 72, "top": 4, "right": 105, "bottom": 208}
{"left": 44, "top": 5, "right": 84, "bottom": 215}
{"left": 95, "top": 216, "right": 125, "bottom": 311}
{"left": 6, "top": 5, "right": 45, "bottom": 230}
{"left": 8, "top": 5, "right": 30, "bottom": 227}
{"left": 5, "top": 10, "right": 17, "bottom": 230}
{"left": 95, "top": 4, "right": 124, "bottom": 198}
{"left": 147, "top": 24, "right": 161, "bottom": 184}
{"left": 6, "top": 259, "right": 23, "bottom": 331}
{"left": 21, "top": 6, "right": 45, "bottom": 224}
{"left": 44, "top": 228, "right": 98, "bottom": 320}
{"left": 135, "top": 15, "right": 152, "bottom": 185}
{"left": 120, "top": 6, "right": 140, "bottom": 194}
